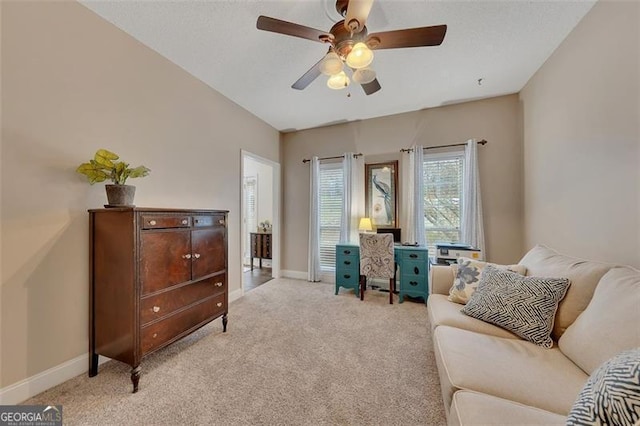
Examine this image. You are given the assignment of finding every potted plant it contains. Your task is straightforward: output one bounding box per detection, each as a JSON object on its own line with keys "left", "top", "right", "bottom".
{"left": 77, "top": 149, "right": 150, "bottom": 206}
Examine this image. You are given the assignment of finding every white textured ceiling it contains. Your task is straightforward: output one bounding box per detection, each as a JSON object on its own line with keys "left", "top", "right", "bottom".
{"left": 80, "top": 0, "right": 596, "bottom": 132}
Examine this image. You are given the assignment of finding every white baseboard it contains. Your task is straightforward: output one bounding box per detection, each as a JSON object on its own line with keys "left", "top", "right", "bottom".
{"left": 281, "top": 269, "right": 307, "bottom": 280}
{"left": 0, "top": 354, "right": 110, "bottom": 405}
{"left": 280, "top": 270, "right": 335, "bottom": 284}
{"left": 229, "top": 288, "right": 243, "bottom": 303}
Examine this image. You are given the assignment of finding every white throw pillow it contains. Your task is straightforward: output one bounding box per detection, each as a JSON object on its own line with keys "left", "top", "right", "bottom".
{"left": 448, "top": 257, "right": 527, "bottom": 304}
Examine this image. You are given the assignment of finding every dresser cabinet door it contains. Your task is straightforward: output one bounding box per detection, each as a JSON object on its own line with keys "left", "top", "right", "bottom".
{"left": 191, "top": 227, "right": 226, "bottom": 280}
{"left": 140, "top": 231, "right": 191, "bottom": 294}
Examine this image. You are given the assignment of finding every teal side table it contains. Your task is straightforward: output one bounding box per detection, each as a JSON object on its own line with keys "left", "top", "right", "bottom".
{"left": 396, "top": 246, "right": 429, "bottom": 304}
{"left": 335, "top": 244, "right": 360, "bottom": 296}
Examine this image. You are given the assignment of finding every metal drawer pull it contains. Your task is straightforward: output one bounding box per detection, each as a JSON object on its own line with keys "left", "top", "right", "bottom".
{"left": 181, "top": 219, "right": 188, "bottom": 225}
{"left": 216, "top": 302, "right": 223, "bottom": 308}
{"left": 215, "top": 282, "right": 223, "bottom": 287}
{"left": 193, "top": 253, "right": 201, "bottom": 259}
{"left": 149, "top": 220, "right": 157, "bottom": 226}
{"left": 410, "top": 281, "right": 418, "bottom": 286}
{"left": 182, "top": 254, "right": 192, "bottom": 259}
{"left": 152, "top": 333, "right": 158, "bottom": 338}
{"left": 344, "top": 260, "right": 351, "bottom": 265}
{"left": 414, "top": 267, "right": 420, "bottom": 274}
{"left": 152, "top": 306, "right": 160, "bottom": 313}
{"left": 344, "top": 250, "right": 351, "bottom": 254}
{"left": 344, "top": 274, "right": 351, "bottom": 279}
{"left": 409, "top": 254, "right": 418, "bottom": 258}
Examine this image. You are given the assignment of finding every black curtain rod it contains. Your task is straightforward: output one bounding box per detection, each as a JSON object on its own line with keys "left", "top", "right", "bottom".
{"left": 302, "top": 153, "right": 363, "bottom": 164}
{"left": 400, "top": 139, "right": 487, "bottom": 153}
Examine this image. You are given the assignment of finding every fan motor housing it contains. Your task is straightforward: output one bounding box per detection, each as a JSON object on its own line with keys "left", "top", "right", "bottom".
{"left": 328, "top": 21, "right": 368, "bottom": 59}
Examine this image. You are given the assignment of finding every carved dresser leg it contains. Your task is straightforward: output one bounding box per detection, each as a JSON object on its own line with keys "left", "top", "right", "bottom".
{"left": 89, "top": 352, "right": 99, "bottom": 377}
{"left": 222, "top": 313, "right": 228, "bottom": 332}
{"left": 131, "top": 366, "right": 141, "bottom": 393}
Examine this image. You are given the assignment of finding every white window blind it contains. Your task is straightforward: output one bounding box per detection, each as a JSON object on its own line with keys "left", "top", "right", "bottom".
{"left": 319, "top": 163, "right": 343, "bottom": 271}
{"left": 244, "top": 177, "right": 257, "bottom": 261}
{"left": 423, "top": 152, "right": 465, "bottom": 254}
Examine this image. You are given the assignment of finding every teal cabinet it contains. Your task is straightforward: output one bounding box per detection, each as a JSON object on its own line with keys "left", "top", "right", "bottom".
{"left": 396, "top": 246, "right": 429, "bottom": 304}
{"left": 335, "top": 244, "right": 360, "bottom": 296}
{"left": 335, "top": 243, "right": 429, "bottom": 304}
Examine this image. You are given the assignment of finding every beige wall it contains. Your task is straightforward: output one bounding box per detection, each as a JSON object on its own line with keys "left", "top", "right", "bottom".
{"left": 520, "top": 0, "right": 639, "bottom": 267}
{"left": 1, "top": 1, "right": 279, "bottom": 387}
{"left": 282, "top": 95, "right": 524, "bottom": 273}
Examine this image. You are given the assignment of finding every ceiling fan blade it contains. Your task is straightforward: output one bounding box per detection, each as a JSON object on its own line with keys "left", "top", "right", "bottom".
{"left": 292, "top": 58, "right": 324, "bottom": 90}
{"left": 361, "top": 78, "right": 381, "bottom": 95}
{"left": 257, "top": 16, "right": 331, "bottom": 43}
{"left": 344, "top": 0, "right": 374, "bottom": 33}
{"left": 367, "top": 25, "right": 447, "bottom": 50}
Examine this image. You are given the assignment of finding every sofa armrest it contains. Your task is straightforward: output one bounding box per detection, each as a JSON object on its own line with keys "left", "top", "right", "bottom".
{"left": 430, "top": 265, "right": 455, "bottom": 295}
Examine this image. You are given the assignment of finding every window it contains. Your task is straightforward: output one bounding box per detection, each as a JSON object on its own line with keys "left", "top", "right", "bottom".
{"left": 243, "top": 176, "right": 257, "bottom": 261}
{"left": 319, "top": 162, "right": 343, "bottom": 271}
{"left": 423, "top": 152, "right": 465, "bottom": 254}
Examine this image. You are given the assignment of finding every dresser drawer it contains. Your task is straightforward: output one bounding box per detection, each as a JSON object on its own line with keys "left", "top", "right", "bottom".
{"left": 401, "top": 259, "right": 428, "bottom": 277}
{"left": 141, "top": 215, "right": 191, "bottom": 229}
{"left": 401, "top": 249, "right": 428, "bottom": 262}
{"left": 335, "top": 268, "right": 359, "bottom": 286}
{"left": 140, "top": 276, "right": 226, "bottom": 325}
{"left": 400, "top": 275, "right": 427, "bottom": 293}
{"left": 141, "top": 293, "right": 226, "bottom": 355}
{"left": 336, "top": 246, "right": 359, "bottom": 257}
{"left": 336, "top": 254, "right": 358, "bottom": 270}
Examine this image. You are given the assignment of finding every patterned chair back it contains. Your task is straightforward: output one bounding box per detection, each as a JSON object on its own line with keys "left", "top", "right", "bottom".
{"left": 359, "top": 233, "right": 395, "bottom": 279}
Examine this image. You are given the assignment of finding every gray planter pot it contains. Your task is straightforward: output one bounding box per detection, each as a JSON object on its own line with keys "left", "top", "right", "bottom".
{"left": 105, "top": 184, "right": 136, "bottom": 207}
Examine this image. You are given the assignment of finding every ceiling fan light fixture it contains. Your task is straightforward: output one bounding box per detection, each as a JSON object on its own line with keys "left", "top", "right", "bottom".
{"left": 352, "top": 67, "right": 376, "bottom": 84}
{"left": 345, "top": 42, "right": 373, "bottom": 69}
{"left": 319, "top": 51, "right": 344, "bottom": 76}
{"left": 327, "top": 71, "right": 350, "bottom": 90}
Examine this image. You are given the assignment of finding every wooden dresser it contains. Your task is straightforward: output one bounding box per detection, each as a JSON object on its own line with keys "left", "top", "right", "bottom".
{"left": 88, "top": 207, "right": 229, "bottom": 392}
{"left": 249, "top": 232, "right": 272, "bottom": 270}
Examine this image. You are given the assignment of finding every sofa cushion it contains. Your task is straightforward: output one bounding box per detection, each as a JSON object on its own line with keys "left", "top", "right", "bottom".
{"left": 433, "top": 325, "right": 588, "bottom": 415}
{"left": 461, "top": 265, "right": 570, "bottom": 348}
{"left": 559, "top": 267, "right": 640, "bottom": 374}
{"left": 518, "top": 245, "right": 614, "bottom": 340}
{"left": 449, "top": 390, "right": 566, "bottom": 426}
{"left": 427, "top": 294, "right": 519, "bottom": 339}
{"left": 566, "top": 348, "right": 640, "bottom": 425}
{"left": 448, "top": 258, "right": 527, "bottom": 304}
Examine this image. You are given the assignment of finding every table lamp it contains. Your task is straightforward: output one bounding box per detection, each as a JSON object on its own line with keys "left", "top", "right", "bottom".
{"left": 359, "top": 217, "right": 373, "bottom": 233}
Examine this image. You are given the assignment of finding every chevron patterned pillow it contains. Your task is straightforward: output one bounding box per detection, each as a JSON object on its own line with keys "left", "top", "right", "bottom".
{"left": 567, "top": 348, "right": 640, "bottom": 425}
{"left": 461, "top": 265, "right": 570, "bottom": 348}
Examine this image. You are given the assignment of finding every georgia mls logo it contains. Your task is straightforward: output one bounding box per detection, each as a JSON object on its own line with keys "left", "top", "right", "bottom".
{"left": 0, "top": 404, "right": 62, "bottom": 426}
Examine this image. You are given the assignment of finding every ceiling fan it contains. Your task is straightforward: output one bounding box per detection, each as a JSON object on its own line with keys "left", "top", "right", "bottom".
{"left": 256, "top": 0, "right": 447, "bottom": 95}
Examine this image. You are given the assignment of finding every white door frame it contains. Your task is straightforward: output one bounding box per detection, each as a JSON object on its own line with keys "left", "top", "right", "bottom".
{"left": 240, "top": 150, "right": 281, "bottom": 287}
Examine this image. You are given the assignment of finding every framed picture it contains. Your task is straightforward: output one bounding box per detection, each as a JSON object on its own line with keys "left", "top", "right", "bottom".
{"left": 365, "top": 161, "right": 398, "bottom": 228}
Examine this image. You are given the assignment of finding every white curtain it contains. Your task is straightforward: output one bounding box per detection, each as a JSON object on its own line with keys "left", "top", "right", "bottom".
{"left": 461, "top": 139, "right": 486, "bottom": 255}
{"left": 339, "top": 153, "right": 364, "bottom": 244}
{"left": 402, "top": 146, "right": 426, "bottom": 246}
{"left": 308, "top": 156, "right": 321, "bottom": 282}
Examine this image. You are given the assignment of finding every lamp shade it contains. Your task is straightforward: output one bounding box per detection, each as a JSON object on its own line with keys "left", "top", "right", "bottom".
{"left": 319, "top": 51, "right": 344, "bottom": 76}
{"left": 352, "top": 67, "right": 376, "bottom": 84}
{"left": 359, "top": 217, "right": 373, "bottom": 232}
{"left": 327, "top": 71, "right": 350, "bottom": 90}
{"left": 346, "top": 42, "right": 374, "bottom": 69}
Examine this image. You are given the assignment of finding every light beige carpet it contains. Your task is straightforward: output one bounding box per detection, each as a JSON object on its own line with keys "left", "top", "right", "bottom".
{"left": 26, "top": 278, "right": 446, "bottom": 425}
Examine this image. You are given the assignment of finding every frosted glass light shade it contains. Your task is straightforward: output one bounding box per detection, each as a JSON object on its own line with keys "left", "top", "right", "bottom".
{"left": 352, "top": 67, "right": 376, "bottom": 84}
{"left": 327, "top": 71, "right": 350, "bottom": 90}
{"left": 319, "top": 52, "right": 344, "bottom": 76}
{"left": 346, "top": 42, "right": 374, "bottom": 69}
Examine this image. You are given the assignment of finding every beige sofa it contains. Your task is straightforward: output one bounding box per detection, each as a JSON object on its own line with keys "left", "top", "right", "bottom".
{"left": 428, "top": 245, "right": 640, "bottom": 425}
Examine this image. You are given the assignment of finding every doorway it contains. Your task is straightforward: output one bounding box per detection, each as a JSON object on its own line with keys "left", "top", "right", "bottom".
{"left": 241, "top": 151, "right": 280, "bottom": 293}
